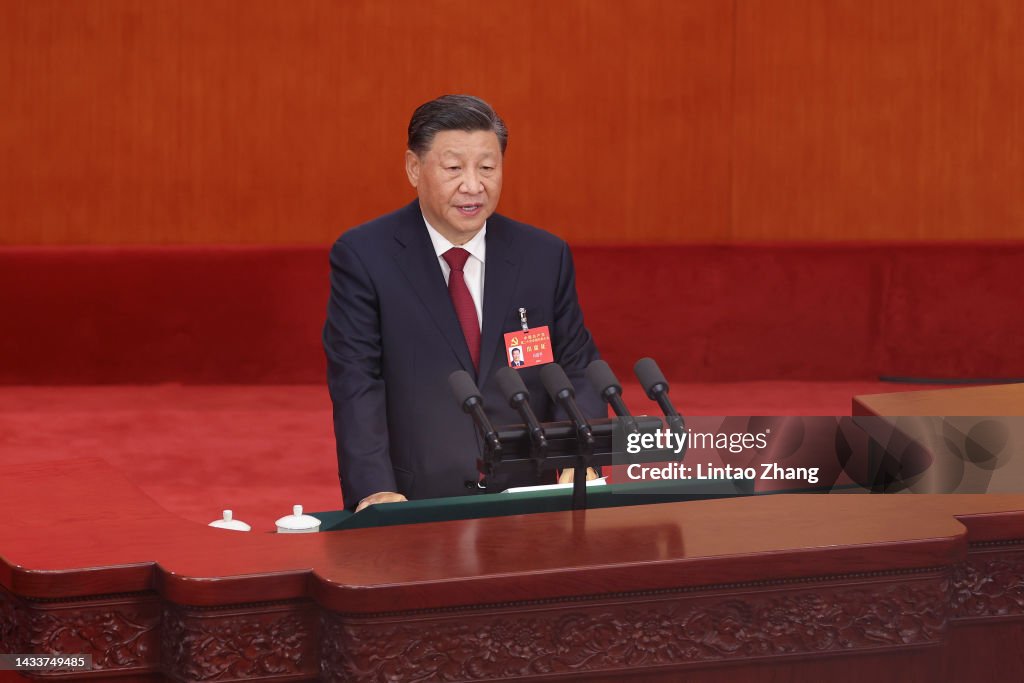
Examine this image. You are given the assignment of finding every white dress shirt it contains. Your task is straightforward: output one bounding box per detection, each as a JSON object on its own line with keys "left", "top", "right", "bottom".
{"left": 423, "top": 215, "right": 486, "bottom": 330}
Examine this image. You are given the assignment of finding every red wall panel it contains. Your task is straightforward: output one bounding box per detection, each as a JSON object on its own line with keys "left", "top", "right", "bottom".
{"left": 0, "top": 0, "right": 732, "bottom": 244}
{"left": 1, "top": 0, "right": 1022, "bottom": 245}
{"left": 733, "top": 0, "right": 1024, "bottom": 241}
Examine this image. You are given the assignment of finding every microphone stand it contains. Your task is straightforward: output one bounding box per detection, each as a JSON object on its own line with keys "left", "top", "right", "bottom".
{"left": 571, "top": 430, "right": 594, "bottom": 511}
{"left": 541, "top": 364, "right": 597, "bottom": 510}
{"left": 495, "top": 367, "right": 549, "bottom": 478}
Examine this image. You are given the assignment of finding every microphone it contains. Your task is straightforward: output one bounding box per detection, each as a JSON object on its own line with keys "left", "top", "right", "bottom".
{"left": 495, "top": 367, "right": 548, "bottom": 452}
{"left": 539, "top": 364, "right": 594, "bottom": 447}
{"left": 585, "top": 360, "right": 638, "bottom": 433}
{"left": 448, "top": 370, "right": 502, "bottom": 456}
{"left": 633, "top": 357, "right": 684, "bottom": 433}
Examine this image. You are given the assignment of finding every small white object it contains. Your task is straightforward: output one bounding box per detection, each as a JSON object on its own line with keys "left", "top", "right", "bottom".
{"left": 208, "top": 509, "right": 252, "bottom": 532}
{"left": 503, "top": 477, "right": 609, "bottom": 494}
{"left": 275, "top": 504, "right": 321, "bottom": 534}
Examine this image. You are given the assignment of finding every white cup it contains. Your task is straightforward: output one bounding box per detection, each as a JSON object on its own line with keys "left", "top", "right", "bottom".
{"left": 208, "top": 509, "right": 251, "bottom": 532}
{"left": 275, "top": 504, "right": 321, "bottom": 533}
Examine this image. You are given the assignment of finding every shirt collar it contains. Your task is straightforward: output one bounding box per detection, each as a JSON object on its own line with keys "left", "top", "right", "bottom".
{"left": 422, "top": 214, "right": 487, "bottom": 264}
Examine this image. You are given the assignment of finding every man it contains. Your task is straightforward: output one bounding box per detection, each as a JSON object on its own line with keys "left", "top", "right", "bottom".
{"left": 510, "top": 347, "right": 525, "bottom": 367}
{"left": 324, "top": 95, "right": 603, "bottom": 512}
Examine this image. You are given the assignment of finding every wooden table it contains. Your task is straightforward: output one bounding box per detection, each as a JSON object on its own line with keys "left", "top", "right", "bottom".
{"left": 2, "top": 385, "right": 1024, "bottom": 682}
{"left": 854, "top": 382, "right": 1024, "bottom": 416}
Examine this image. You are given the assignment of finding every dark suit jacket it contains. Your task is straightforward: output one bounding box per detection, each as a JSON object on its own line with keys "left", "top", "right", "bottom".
{"left": 323, "top": 200, "right": 604, "bottom": 508}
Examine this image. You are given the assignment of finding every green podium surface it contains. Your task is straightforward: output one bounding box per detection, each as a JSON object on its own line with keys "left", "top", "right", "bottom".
{"left": 314, "top": 479, "right": 756, "bottom": 531}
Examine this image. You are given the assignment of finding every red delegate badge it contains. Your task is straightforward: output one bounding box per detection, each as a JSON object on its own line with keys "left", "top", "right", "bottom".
{"left": 504, "top": 327, "right": 554, "bottom": 368}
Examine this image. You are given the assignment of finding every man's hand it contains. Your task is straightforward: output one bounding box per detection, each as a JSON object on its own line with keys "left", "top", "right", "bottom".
{"left": 558, "top": 467, "right": 599, "bottom": 484}
{"left": 355, "top": 491, "right": 408, "bottom": 512}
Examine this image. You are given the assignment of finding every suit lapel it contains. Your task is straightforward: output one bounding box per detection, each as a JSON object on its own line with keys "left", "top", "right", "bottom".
{"left": 393, "top": 204, "right": 475, "bottom": 374}
{"left": 478, "top": 218, "right": 521, "bottom": 385}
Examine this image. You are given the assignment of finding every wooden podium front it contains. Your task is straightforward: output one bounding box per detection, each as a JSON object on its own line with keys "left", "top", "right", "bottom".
{"left": 2, "top": 385, "right": 1024, "bottom": 682}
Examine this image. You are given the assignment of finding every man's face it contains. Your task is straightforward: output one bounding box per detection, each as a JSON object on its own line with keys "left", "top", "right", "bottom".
{"left": 512, "top": 349, "right": 522, "bottom": 360}
{"left": 405, "top": 129, "right": 503, "bottom": 245}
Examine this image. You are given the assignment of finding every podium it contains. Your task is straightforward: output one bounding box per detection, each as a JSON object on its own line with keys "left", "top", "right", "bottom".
{"left": 2, "top": 385, "right": 1024, "bottom": 681}
{"left": 313, "top": 478, "right": 752, "bottom": 531}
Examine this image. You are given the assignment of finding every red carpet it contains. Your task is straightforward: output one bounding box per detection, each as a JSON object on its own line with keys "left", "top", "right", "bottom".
{"left": 0, "top": 246, "right": 1011, "bottom": 530}
{"left": 0, "top": 381, "right": 956, "bottom": 532}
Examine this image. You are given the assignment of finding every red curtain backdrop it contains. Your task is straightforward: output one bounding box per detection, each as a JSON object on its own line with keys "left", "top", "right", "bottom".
{"left": 2, "top": 0, "right": 1022, "bottom": 246}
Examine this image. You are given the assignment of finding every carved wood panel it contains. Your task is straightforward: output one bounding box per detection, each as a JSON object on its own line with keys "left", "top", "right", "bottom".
{"left": 321, "top": 571, "right": 950, "bottom": 682}
{"left": 161, "top": 601, "right": 319, "bottom": 682}
{"left": 0, "top": 584, "right": 160, "bottom": 677}
{"left": 953, "top": 543, "right": 1024, "bottom": 621}
{"left": 0, "top": 582, "right": 26, "bottom": 655}
{"left": 3, "top": 543, "right": 1024, "bottom": 681}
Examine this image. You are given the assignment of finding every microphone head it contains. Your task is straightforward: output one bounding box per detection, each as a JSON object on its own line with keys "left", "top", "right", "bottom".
{"left": 495, "top": 366, "right": 530, "bottom": 405}
{"left": 634, "top": 357, "right": 669, "bottom": 400}
{"left": 585, "top": 360, "right": 622, "bottom": 396}
{"left": 540, "top": 363, "right": 574, "bottom": 401}
{"left": 448, "top": 370, "right": 482, "bottom": 410}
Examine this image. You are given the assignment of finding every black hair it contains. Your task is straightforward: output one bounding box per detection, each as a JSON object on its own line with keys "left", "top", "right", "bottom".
{"left": 407, "top": 94, "right": 508, "bottom": 156}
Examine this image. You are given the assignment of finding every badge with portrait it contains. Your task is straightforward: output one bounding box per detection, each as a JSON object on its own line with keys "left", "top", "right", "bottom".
{"left": 504, "top": 327, "right": 554, "bottom": 369}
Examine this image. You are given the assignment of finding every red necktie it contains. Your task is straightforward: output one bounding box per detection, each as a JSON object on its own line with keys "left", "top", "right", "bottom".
{"left": 443, "top": 248, "right": 481, "bottom": 371}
